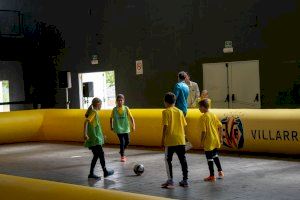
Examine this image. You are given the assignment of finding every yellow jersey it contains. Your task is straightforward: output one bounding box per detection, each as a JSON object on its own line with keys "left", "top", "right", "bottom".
{"left": 162, "top": 106, "right": 187, "bottom": 146}
{"left": 200, "top": 111, "right": 222, "bottom": 151}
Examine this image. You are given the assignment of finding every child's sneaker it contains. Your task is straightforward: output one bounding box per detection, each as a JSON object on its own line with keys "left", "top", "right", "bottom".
{"left": 104, "top": 169, "right": 114, "bottom": 178}
{"left": 204, "top": 176, "right": 216, "bottom": 182}
{"left": 121, "top": 156, "right": 127, "bottom": 162}
{"left": 161, "top": 180, "right": 174, "bottom": 189}
{"left": 218, "top": 171, "right": 224, "bottom": 179}
{"left": 88, "top": 174, "right": 101, "bottom": 179}
{"left": 179, "top": 179, "right": 189, "bottom": 187}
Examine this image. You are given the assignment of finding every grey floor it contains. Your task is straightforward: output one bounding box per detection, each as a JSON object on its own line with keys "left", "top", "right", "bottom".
{"left": 0, "top": 142, "right": 300, "bottom": 200}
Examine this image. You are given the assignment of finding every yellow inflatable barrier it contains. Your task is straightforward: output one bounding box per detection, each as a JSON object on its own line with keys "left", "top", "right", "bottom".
{"left": 0, "top": 174, "right": 170, "bottom": 200}
{"left": 0, "top": 110, "right": 44, "bottom": 144}
{"left": 0, "top": 109, "right": 300, "bottom": 154}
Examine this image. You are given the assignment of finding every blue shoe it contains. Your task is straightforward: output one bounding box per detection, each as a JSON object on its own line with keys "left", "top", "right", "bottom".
{"left": 88, "top": 174, "right": 101, "bottom": 179}
{"left": 161, "top": 180, "right": 174, "bottom": 189}
{"left": 104, "top": 169, "right": 114, "bottom": 178}
{"left": 179, "top": 179, "right": 188, "bottom": 187}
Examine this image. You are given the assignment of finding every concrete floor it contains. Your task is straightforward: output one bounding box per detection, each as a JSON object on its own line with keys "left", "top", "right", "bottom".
{"left": 0, "top": 142, "right": 300, "bottom": 200}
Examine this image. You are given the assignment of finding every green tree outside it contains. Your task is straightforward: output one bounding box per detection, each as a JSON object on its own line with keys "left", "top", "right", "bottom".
{"left": 105, "top": 71, "right": 115, "bottom": 87}
{"left": 1, "top": 81, "right": 9, "bottom": 102}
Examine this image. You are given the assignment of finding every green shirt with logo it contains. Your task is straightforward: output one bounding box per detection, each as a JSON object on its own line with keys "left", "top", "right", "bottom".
{"left": 84, "top": 110, "right": 104, "bottom": 148}
{"left": 112, "top": 106, "right": 131, "bottom": 134}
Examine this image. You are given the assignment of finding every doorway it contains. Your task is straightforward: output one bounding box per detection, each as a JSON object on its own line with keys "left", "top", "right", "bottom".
{"left": 0, "top": 80, "right": 10, "bottom": 112}
{"left": 78, "top": 71, "right": 116, "bottom": 109}
{"left": 203, "top": 60, "right": 260, "bottom": 108}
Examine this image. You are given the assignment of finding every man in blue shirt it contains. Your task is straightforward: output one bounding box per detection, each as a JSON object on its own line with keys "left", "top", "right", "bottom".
{"left": 173, "top": 71, "right": 189, "bottom": 116}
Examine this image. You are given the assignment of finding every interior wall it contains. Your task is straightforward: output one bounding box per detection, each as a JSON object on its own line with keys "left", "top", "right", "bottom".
{"left": 65, "top": 0, "right": 300, "bottom": 108}
{"left": 0, "top": 0, "right": 300, "bottom": 109}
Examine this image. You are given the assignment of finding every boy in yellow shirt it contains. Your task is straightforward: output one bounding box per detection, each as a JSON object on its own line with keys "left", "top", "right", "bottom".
{"left": 199, "top": 99, "right": 224, "bottom": 181}
{"left": 161, "top": 92, "right": 189, "bottom": 188}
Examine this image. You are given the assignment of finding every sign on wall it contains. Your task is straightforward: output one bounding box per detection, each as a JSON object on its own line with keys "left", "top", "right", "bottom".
{"left": 91, "top": 55, "right": 99, "bottom": 65}
{"left": 223, "top": 40, "right": 233, "bottom": 53}
{"left": 225, "top": 41, "right": 232, "bottom": 48}
{"left": 136, "top": 60, "right": 143, "bottom": 75}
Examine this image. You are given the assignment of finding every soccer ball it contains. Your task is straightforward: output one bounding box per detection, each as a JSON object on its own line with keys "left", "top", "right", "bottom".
{"left": 133, "top": 164, "right": 144, "bottom": 176}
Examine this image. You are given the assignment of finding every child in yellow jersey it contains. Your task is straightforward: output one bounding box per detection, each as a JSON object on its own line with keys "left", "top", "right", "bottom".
{"left": 110, "top": 94, "right": 135, "bottom": 162}
{"left": 199, "top": 90, "right": 212, "bottom": 108}
{"left": 161, "top": 92, "right": 189, "bottom": 188}
{"left": 199, "top": 99, "right": 224, "bottom": 182}
{"left": 83, "top": 97, "right": 114, "bottom": 179}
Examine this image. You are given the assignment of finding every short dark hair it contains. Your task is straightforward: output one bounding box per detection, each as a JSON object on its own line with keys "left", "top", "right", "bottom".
{"left": 117, "top": 94, "right": 125, "bottom": 100}
{"left": 178, "top": 71, "right": 186, "bottom": 80}
{"left": 164, "top": 92, "right": 176, "bottom": 104}
{"left": 199, "top": 99, "right": 209, "bottom": 109}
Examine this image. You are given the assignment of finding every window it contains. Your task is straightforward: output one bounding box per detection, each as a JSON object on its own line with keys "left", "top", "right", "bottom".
{"left": 0, "top": 80, "right": 10, "bottom": 112}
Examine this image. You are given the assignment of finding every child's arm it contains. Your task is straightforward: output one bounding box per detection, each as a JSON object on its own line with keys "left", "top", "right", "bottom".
{"left": 199, "top": 116, "right": 206, "bottom": 148}
{"left": 126, "top": 107, "right": 135, "bottom": 132}
{"left": 161, "top": 110, "right": 169, "bottom": 147}
{"left": 161, "top": 125, "right": 167, "bottom": 147}
{"left": 181, "top": 113, "right": 188, "bottom": 139}
{"left": 184, "top": 126, "right": 188, "bottom": 140}
{"left": 83, "top": 120, "right": 89, "bottom": 140}
{"left": 130, "top": 115, "right": 135, "bottom": 132}
{"left": 200, "top": 131, "right": 206, "bottom": 144}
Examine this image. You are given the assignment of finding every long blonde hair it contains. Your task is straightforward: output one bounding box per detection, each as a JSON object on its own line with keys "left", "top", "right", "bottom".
{"left": 85, "top": 97, "right": 102, "bottom": 118}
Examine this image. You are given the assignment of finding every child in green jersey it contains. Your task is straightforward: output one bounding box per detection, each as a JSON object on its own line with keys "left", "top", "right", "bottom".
{"left": 84, "top": 97, "right": 114, "bottom": 179}
{"left": 110, "top": 94, "right": 135, "bottom": 162}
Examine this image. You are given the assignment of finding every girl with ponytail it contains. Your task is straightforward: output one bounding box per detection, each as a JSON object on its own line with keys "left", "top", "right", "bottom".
{"left": 83, "top": 97, "right": 114, "bottom": 179}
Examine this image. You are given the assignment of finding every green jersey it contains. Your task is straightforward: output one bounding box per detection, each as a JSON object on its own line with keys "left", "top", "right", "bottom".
{"left": 84, "top": 110, "right": 104, "bottom": 148}
{"left": 112, "top": 106, "right": 131, "bottom": 134}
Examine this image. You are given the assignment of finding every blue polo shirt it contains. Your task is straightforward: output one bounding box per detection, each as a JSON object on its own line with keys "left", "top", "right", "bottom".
{"left": 173, "top": 81, "right": 189, "bottom": 115}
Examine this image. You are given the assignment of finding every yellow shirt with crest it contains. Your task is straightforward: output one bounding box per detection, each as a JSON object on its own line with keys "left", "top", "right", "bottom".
{"left": 200, "top": 111, "right": 222, "bottom": 151}
{"left": 162, "top": 106, "right": 187, "bottom": 146}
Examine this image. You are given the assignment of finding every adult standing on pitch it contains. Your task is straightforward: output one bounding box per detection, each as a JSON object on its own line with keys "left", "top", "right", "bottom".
{"left": 173, "top": 71, "right": 189, "bottom": 116}
{"left": 185, "top": 72, "right": 200, "bottom": 108}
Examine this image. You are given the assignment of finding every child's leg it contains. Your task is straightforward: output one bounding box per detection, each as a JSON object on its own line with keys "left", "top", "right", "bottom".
{"left": 90, "top": 146, "right": 99, "bottom": 175}
{"left": 96, "top": 145, "right": 114, "bottom": 177}
{"left": 165, "top": 146, "right": 175, "bottom": 181}
{"left": 212, "top": 149, "right": 223, "bottom": 172}
{"left": 124, "top": 133, "right": 130, "bottom": 149}
{"left": 95, "top": 145, "right": 108, "bottom": 172}
{"left": 117, "top": 134, "right": 125, "bottom": 156}
{"left": 175, "top": 145, "right": 188, "bottom": 180}
{"left": 205, "top": 150, "right": 214, "bottom": 176}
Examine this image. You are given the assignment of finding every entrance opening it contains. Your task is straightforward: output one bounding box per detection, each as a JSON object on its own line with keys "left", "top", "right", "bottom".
{"left": 0, "top": 80, "right": 10, "bottom": 112}
{"left": 79, "top": 71, "right": 116, "bottom": 109}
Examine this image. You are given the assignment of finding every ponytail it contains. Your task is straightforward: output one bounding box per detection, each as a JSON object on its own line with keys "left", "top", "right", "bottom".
{"left": 85, "top": 105, "right": 93, "bottom": 118}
